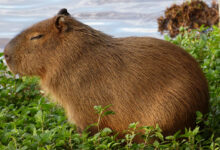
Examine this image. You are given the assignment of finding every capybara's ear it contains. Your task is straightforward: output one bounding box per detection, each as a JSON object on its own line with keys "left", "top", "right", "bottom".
{"left": 55, "top": 8, "right": 71, "bottom": 32}
{"left": 57, "top": 8, "right": 70, "bottom": 16}
{"left": 55, "top": 16, "right": 69, "bottom": 32}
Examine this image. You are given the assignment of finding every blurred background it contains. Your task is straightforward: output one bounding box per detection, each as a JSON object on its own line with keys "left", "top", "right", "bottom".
{"left": 0, "top": 0, "right": 213, "bottom": 50}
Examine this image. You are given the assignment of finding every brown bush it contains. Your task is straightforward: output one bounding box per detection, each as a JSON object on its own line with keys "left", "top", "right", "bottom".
{"left": 157, "top": 0, "right": 219, "bottom": 37}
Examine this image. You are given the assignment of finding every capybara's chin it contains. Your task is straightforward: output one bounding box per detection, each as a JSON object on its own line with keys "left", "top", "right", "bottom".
{"left": 4, "top": 8, "right": 209, "bottom": 142}
{"left": 4, "top": 57, "right": 19, "bottom": 75}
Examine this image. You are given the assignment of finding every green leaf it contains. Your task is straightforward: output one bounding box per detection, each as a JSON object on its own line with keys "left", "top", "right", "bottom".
{"left": 153, "top": 140, "right": 160, "bottom": 148}
{"left": 15, "top": 83, "right": 26, "bottom": 93}
{"left": 55, "top": 139, "right": 65, "bottom": 146}
{"left": 7, "top": 141, "right": 16, "bottom": 150}
{"left": 103, "top": 110, "right": 115, "bottom": 116}
{"left": 101, "top": 128, "right": 112, "bottom": 136}
{"left": 192, "top": 127, "right": 200, "bottom": 135}
{"left": 35, "top": 110, "right": 43, "bottom": 123}
{"left": 103, "top": 104, "right": 112, "bottom": 110}
{"left": 166, "top": 136, "right": 174, "bottom": 140}
{"left": 128, "top": 122, "right": 139, "bottom": 129}
{"left": 155, "top": 132, "right": 164, "bottom": 141}
{"left": 94, "top": 105, "right": 102, "bottom": 114}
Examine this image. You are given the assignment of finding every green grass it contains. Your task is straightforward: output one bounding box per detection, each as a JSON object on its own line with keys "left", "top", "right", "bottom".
{"left": 0, "top": 26, "right": 219, "bottom": 150}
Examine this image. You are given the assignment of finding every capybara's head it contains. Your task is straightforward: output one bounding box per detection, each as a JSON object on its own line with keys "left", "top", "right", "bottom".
{"left": 4, "top": 9, "right": 85, "bottom": 77}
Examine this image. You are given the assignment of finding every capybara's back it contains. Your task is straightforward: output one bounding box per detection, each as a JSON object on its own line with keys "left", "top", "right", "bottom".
{"left": 4, "top": 9, "right": 209, "bottom": 139}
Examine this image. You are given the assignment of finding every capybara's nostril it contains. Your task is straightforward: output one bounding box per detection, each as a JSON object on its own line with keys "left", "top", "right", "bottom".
{"left": 4, "top": 54, "right": 10, "bottom": 61}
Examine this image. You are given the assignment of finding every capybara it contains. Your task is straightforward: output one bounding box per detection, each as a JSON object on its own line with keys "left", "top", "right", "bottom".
{"left": 4, "top": 9, "right": 209, "bottom": 140}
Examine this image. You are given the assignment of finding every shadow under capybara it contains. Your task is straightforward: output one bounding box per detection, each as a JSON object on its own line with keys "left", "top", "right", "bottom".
{"left": 4, "top": 8, "right": 209, "bottom": 141}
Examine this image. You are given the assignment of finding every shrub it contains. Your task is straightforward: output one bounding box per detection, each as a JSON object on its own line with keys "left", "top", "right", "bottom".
{"left": 157, "top": 0, "right": 219, "bottom": 37}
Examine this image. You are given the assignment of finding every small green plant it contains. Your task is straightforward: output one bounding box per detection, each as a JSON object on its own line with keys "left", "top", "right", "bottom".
{"left": 125, "top": 122, "right": 139, "bottom": 149}
{"left": 94, "top": 104, "right": 115, "bottom": 132}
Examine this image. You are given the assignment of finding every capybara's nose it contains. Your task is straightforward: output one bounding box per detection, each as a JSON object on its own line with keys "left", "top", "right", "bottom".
{"left": 4, "top": 47, "right": 11, "bottom": 62}
{"left": 4, "top": 54, "right": 10, "bottom": 61}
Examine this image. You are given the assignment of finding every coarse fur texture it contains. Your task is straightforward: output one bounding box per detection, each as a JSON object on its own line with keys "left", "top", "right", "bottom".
{"left": 4, "top": 9, "right": 209, "bottom": 141}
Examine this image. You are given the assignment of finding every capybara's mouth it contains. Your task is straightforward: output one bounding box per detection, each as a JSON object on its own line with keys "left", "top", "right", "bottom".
{"left": 4, "top": 59, "right": 20, "bottom": 76}
{"left": 6, "top": 64, "right": 18, "bottom": 74}
{"left": 4, "top": 52, "right": 21, "bottom": 75}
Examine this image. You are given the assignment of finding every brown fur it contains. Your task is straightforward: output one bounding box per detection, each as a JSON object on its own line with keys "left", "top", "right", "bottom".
{"left": 4, "top": 9, "right": 209, "bottom": 141}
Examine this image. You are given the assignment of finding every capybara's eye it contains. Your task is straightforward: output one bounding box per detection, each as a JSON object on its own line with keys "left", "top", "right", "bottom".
{"left": 30, "top": 34, "right": 44, "bottom": 40}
